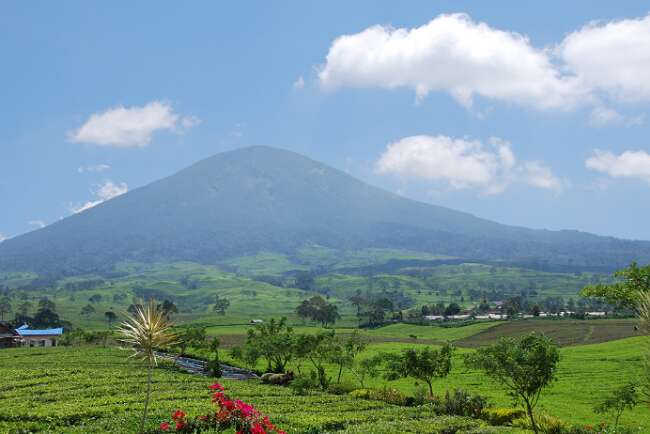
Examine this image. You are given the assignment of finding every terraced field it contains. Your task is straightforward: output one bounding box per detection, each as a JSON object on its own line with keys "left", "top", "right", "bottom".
{"left": 0, "top": 347, "right": 519, "bottom": 434}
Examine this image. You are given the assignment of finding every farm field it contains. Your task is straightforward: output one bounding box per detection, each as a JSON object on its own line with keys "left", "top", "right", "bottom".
{"left": 198, "top": 319, "right": 649, "bottom": 431}
{"left": 0, "top": 346, "right": 521, "bottom": 434}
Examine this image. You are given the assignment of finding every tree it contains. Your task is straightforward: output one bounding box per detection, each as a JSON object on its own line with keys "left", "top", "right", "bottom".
{"left": 329, "top": 331, "right": 367, "bottom": 383}
{"left": 17, "top": 300, "right": 32, "bottom": 317}
{"left": 158, "top": 300, "right": 178, "bottom": 318}
{"left": 444, "top": 303, "right": 461, "bottom": 316}
{"left": 246, "top": 317, "right": 294, "bottom": 373}
{"left": 118, "top": 299, "right": 177, "bottom": 434}
{"left": 105, "top": 311, "right": 117, "bottom": 328}
{"left": 176, "top": 326, "right": 207, "bottom": 356}
{"left": 0, "top": 296, "right": 12, "bottom": 321}
{"left": 351, "top": 354, "right": 383, "bottom": 388}
{"left": 230, "top": 345, "right": 261, "bottom": 370}
{"left": 300, "top": 331, "right": 336, "bottom": 389}
{"left": 464, "top": 333, "right": 560, "bottom": 434}
{"left": 213, "top": 294, "right": 230, "bottom": 315}
{"left": 38, "top": 297, "right": 56, "bottom": 312}
{"left": 384, "top": 343, "right": 454, "bottom": 396}
{"left": 88, "top": 294, "right": 102, "bottom": 304}
{"left": 295, "top": 295, "right": 340, "bottom": 327}
{"left": 81, "top": 304, "right": 96, "bottom": 318}
{"left": 206, "top": 337, "right": 222, "bottom": 377}
{"left": 581, "top": 262, "right": 650, "bottom": 308}
{"left": 594, "top": 382, "right": 637, "bottom": 430}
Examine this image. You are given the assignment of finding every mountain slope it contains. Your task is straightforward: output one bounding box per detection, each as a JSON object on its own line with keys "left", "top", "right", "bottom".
{"left": 1, "top": 146, "right": 649, "bottom": 275}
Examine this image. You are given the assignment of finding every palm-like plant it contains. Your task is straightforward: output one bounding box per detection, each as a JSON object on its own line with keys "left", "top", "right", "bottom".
{"left": 118, "top": 299, "right": 177, "bottom": 434}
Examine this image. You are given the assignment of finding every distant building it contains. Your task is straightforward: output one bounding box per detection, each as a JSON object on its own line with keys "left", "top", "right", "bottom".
{"left": 0, "top": 323, "right": 19, "bottom": 348}
{"left": 585, "top": 311, "right": 607, "bottom": 318}
{"left": 15, "top": 324, "right": 63, "bottom": 347}
{"left": 423, "top": 315, "right": 444, "bottom": 321}
{"left": 249, "top": 319, "right": 264, "bottom": 325}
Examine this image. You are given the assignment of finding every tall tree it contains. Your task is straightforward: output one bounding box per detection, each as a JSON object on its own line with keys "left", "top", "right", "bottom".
{"left": 581, "top": 262, "right": 650, "bottom": 308}
{"left": 213, "top": 295, "right": 230, "bottom": 315}
{"left": 105, "top": 311, "right": 117, "bottom": 328}
{"left": 80, "top": 304, "right": 96, "bottom": 318}
{"left": 464, "top": 333, "right": 560, "bottom": 434}
{"left": 384, "top": 343, "right": 454, "bottom": 396}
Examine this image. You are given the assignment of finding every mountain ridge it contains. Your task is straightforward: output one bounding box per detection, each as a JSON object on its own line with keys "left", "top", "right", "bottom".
{"left": 1, "top": 145, "right": 648, "bottom": 275}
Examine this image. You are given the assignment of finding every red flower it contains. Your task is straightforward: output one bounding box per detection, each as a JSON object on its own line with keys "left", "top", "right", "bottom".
{"left": 209, "top": 383, "right": 224, "bottom": 391}
{"left": 160, "top": 422, "right": 170, "bottom": 432}
{"left": 251, "top": 422, "right": 267, "bottom": 434}
{"left": 175, "top": 421, "right": 185, "bottom": 430}
{"left": 172, "top": 410, "right": 186, "bottom": 421}
{"left": 235, "top": 400, "right": 254, "bottom": 417}
{"left": 221, "top": 400, "right": 236, "bottom": 411}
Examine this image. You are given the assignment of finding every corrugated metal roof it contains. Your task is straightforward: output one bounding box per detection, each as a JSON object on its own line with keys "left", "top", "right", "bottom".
{"left": 16, "top": 328, "right": 63, "bottom": 336}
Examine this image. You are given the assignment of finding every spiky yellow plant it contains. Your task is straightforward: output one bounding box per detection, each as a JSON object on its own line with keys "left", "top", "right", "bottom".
{"left": 118, "top": 299, "right": 177, "bottom": 434}
{"left": 637, "top": 291, "right": 650, "bottom": 333}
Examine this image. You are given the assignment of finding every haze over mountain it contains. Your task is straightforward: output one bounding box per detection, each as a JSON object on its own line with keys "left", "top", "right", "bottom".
{"left": 1, "top": 146, "right": 649, "bottom": 276}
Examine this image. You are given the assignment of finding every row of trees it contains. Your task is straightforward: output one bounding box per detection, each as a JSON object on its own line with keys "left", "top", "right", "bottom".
{"left": 229, "top": 315, "right": 562, "bottom": 433}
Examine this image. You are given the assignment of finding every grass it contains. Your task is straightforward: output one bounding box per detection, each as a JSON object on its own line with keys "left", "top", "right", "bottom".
{"left": 0, "top": 346, "right": 518, "bottom": 434}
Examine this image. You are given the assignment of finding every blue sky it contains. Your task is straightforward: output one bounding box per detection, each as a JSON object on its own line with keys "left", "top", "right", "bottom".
{"left": 2, "top": 1, "right": 650, "bottom": 241}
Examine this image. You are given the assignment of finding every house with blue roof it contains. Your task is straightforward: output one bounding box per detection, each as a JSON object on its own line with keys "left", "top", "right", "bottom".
{"left": 15, "top": 324, "right": 63, "bottom": 347}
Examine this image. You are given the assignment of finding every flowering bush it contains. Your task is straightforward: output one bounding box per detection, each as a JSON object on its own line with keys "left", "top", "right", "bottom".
{"left": 157, "top": 383, "right": 285, "bottom": 434}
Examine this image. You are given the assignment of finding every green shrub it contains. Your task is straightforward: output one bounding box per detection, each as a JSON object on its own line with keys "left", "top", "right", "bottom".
{"left": 289, "top": 375, "right": 320, "bottom": 395}
{"left": 481, "top": 407, "right": 525, "bottom": 426}
{"left": 326, "top": 382, "right": 356, "bottom": 395}
{"left": 442, "top": 389, "right": 489, "bottom": 418}
{"left": 349, "top": 388, "right": 372, "bottom": 400}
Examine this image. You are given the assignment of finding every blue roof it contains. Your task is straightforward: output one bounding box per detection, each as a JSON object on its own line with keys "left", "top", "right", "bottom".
{"left": 17, "top": 327, "right": 63, "bottom": 336}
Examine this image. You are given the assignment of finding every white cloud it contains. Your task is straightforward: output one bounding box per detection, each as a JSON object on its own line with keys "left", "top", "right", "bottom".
{"left": 376, "top": 135, "right": 562, "bottom": 194}
{"left": 559, "top": 15, "right": 650, "bottom": 103}
{"left": 319, "top": 12, "right": 650, "bottom": 118}
{"left": 0, "top": 233, "right": 7, "bottom": 243}
{"left": 319, "top": 13, "right": 584, "bottom": 110}
{"left": 71, "top": 180, "right": 128, "bottom": 214}
{"left": 28, "top": 220, "right": 46, "bottom": 229}
{"left": 588, "top": 106, "right": 623, "bottom": 126}
{"left": 68, "top": 101, "right": 199, "bottom": 147}
{"left": 586, "top": 150, "right": 650, "bottom": 184}
{"left": 78, "top": 164, "right": 111, "bottom": 173}
{"left": 293, "top": 76, "right": 305, "bottom": 90}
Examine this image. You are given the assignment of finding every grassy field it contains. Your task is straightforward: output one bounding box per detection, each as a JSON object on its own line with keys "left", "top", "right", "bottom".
{"left": 198, "top": 319, "right": 649, "bottom": 432}
{"left": 0, "top": 346, "right": 520, "bottom": 434}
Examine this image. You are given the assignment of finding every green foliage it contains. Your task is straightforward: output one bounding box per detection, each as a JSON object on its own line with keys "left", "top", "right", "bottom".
{"left": 384, "top": 343, "right": 454, "bottom": 395}
{"left": 296, "top": 295, "right": 340, "bottom": 326}
{"left": 246, "top": 317, "right": 294, "bottom": 373}
{"left": 465, "top": 333, "right": 560, "bottom": 433}
{"left": 481, "top": 408, "right": 526, "bottom": 426}
{"left": 441, "top": 389, "right": 489, "bottom": 419}
{"left": 175, "top": 326, "right": 207, "bottom": 356}
{"left": 594, "top": 383, "right": 638, "bottom": 429}
{"left": 581, "top": 262, "right": 650, "bottom": 308}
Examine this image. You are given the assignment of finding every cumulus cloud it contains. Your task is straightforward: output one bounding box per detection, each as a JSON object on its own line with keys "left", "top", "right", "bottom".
{"left": 78, "top": 164, "right": 111, "bottom": 173}
{"left": 319, "top": 13, "right": 584, "bottom": 110}
{"left": 376, "top": 135, "right": 562, "bottom": 194}
{"left": 68, "top": 101, "right": 199, "bottom": 147}
{"left": 28, "top": 220, "right": 46, "bottom": 229}
{"left": 559, "top": 15, "right": 650, "bottom": 103}
{"left": 71, "top": 180, "right": 128, "bottom": 214}
{"left": 319, "top": 12, "right": 650, "bottom": 115}
{"left": 586, "top": 150, "right": 650, "bottom": 184}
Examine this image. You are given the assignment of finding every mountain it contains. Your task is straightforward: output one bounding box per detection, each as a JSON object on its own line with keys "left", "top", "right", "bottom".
{"left": 1, "top": 145, "right": 649, "bottom": 276}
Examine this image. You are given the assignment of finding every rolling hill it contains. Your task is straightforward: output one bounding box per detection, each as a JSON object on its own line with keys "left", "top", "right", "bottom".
{"left": 1, "top": 145, "right": 649, "bottom": 276}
